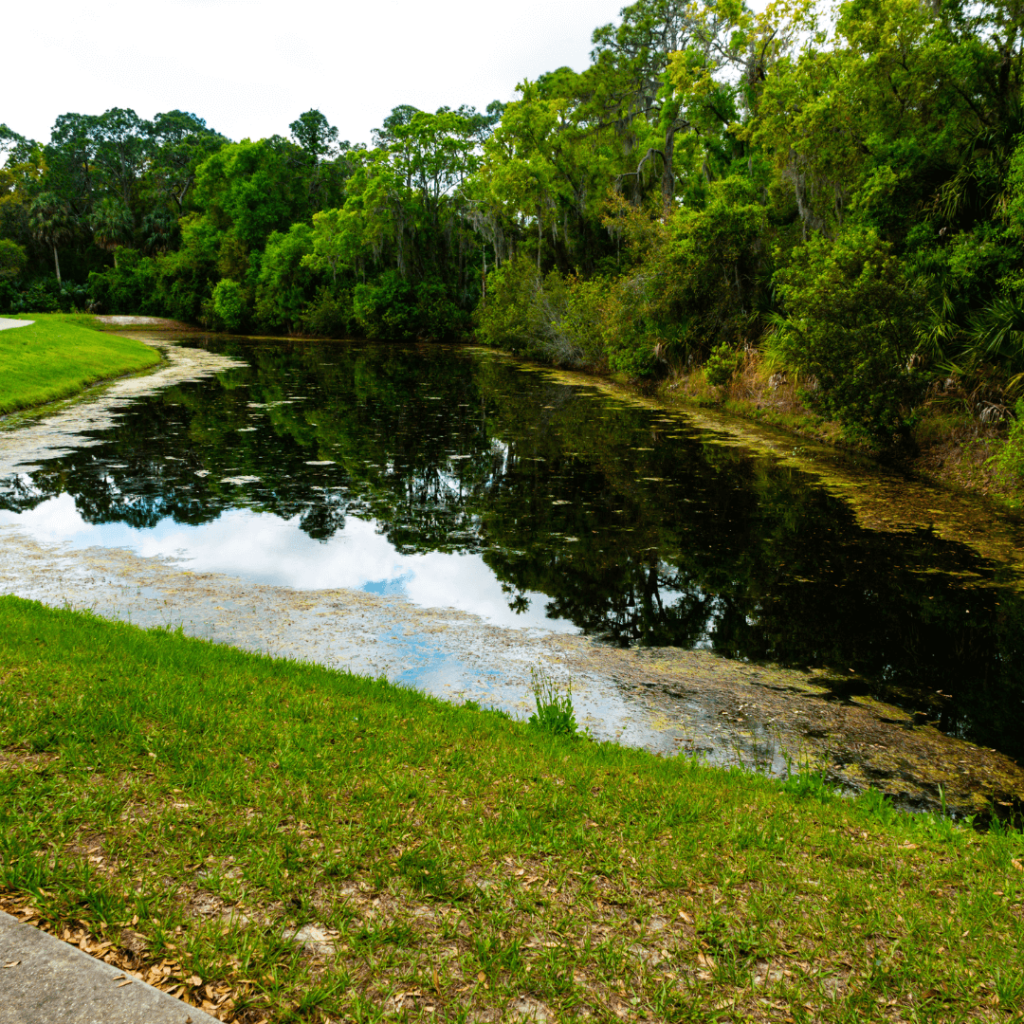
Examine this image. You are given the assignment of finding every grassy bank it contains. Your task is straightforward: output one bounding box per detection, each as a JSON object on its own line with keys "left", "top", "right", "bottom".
{"left": 0, "top": 313, "right": 161, "bottom": 415}
{"left": 0, "top": 597, "right": 1021, "bottom": 1022}
{"left": 659, "top": 354, "right": 1024, "bottom": 507}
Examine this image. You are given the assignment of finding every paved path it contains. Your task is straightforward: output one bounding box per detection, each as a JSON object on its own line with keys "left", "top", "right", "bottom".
{"left": 0, "top": 319, "right": 32, "bottom": 331}
{"left": 0, "top": 912, "right": 219, "bottom": 1024}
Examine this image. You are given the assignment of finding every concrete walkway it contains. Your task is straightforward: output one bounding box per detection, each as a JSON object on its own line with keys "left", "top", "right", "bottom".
{"left": 0, "top": 318, "right": 33, "bottom": 331}
{"left": 0, "top": 912, "right": 219, "bottom": 1024}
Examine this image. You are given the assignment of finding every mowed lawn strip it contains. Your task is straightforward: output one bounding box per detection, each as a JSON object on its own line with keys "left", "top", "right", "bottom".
{"left": 0, "top": 314, "right": 161, "bottom": 414}
{"left": 0, "top": 595, "right": 1021, "bottom": 1023}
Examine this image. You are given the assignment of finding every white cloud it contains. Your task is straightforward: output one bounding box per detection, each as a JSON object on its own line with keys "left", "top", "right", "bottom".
{"left": 2, "top": 0, "right": 624, "bottom": 146}
{"left": 0, "top": 495, "right": 575, "bottom": 631}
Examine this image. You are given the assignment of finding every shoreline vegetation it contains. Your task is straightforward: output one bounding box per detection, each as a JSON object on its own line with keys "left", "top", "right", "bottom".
{"left": 1, "top": 595, "right": 1022, "bottom": 1023}
{"left": 0, "top": 313, "right": 161, "bottom": 415}
{"left": 653, "top": 354, "right": 1024, "bottom": 512}
{"left": 4, "top": 311, "right": 1021, "bottom": 517}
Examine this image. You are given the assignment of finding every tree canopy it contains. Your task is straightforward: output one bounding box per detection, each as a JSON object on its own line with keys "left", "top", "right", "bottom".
{"left": 4, "top": 0, "right": 1024, "bottom": 448}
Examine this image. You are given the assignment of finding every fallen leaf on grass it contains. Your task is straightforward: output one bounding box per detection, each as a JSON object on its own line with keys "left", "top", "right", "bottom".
{"left": 1011, "top": 859, "right": 1022, "bottom": 872}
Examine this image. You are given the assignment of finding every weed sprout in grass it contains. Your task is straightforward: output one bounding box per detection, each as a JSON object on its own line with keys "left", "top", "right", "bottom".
{"left": 527, "top": 672, "right": 578, "bottom": 737}
{"left": 780, "top": 755, "right": 839, "bottom": 803}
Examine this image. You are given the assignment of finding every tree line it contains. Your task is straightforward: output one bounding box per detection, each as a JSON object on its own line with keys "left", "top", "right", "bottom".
{"left": 3, "top": 0, "right": 1024, "bottom": 451}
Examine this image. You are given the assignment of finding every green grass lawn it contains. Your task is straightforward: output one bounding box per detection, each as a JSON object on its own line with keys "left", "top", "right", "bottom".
{"left": 0, "top": 313, "right": 161, "bottom": 414}
{"left": 0, "top": 595, "right": 1021, "bottom": 1023}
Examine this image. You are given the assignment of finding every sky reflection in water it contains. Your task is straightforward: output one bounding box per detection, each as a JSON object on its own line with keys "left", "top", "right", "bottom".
{"left": 0, "top": 338, "right": 1022, "bottom": 764}
{"left": 0, "top": 492, "right": 571, "bottom": 632}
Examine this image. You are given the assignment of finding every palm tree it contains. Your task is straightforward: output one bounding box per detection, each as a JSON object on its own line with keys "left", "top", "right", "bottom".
{"left": 142, "top": 207, "right": 177, "bottom": 254}
{"left": 28, "top": 193, "right": 75, "bottom": 286}
{"left": 90, "top": 197, "right": 134, "bottom": 267}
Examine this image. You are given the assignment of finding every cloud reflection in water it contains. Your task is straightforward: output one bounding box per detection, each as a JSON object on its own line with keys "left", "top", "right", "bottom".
{"left": 0, "top": 494, "right": 576, "bottom": 632}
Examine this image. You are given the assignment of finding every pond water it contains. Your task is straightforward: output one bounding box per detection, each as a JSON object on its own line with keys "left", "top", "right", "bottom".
{"left": 2, "top": 337, "right": 1023, "bottom": 768}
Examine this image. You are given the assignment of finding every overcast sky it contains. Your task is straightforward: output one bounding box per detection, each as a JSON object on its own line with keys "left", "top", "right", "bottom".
{"left": 2, "top": 0, "right": 628, "bottom": 148}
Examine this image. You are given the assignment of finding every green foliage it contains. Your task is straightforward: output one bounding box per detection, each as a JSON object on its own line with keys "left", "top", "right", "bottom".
{"left": 475, "top": 256, "right": 547, "bottom": 353}
{"left": 1, "top": 277, "right": 89, "bottom": 315}
{"left": 559, "top": 275, "right": 609, "bottom": 369}
{"left": 194, "top": 139, "right": 307, "bottom": 252}
{"left": 210, "top": 278, "right": 247, "bottom": 332}
{"left": 476, "top": 258, "right": 607, "bottom": 369}
{"left": 662, "top": 176, "right": 770, "bottom": 354}
{"left": 353, "top": 271, "right": 418, "bottom": 340}
{"left": 704, "top": 341, "right": 744, "bottom": 387}
{"left": 0, "top": 239, "right": 26, "bottom": 279}
{"left": 527, "top": 675, "right": 578, "bottom": 737}
{"left": 772, "top": 228, "right": 928, "bottom": 449}
{"left": 254, "top": 223, "right": 316, "bottom": 332}
{"left": 414, "top": 277, "right": 468, "bottom": 341}
{"left": 300, "top": 287, "right": 354, "bottom": 337}
{"left": 989, "top": 398, "right": 1024, "bottom": 478}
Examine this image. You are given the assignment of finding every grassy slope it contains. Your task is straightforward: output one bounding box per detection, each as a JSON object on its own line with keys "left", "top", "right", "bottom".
{"left": 659, "top": 354, "right": 1023, "bottom": 506}
{"left": 0, "top": 595, "right": 1021, "bottom": 1023}
{"left": 0, "top": 314, "right": 161, "bottom": 414}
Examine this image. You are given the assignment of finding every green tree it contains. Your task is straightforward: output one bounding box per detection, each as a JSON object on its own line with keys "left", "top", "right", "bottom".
{"left": 146, "top": 110, "right": 226, "bottom": 215}
{"left": 0, "top": 239, "right": 27, "bottom": 279}
{"left": 194, "top": 139, "right": 307, "bottom": 251}
{"left": 211, "top": 277, "right": 247, "bottom": 331}
{"left": 28, "top": 192, "right": 76, "bottom": 285}
{"left": 92, "top": 107, "right": 150, "bottom": 208}
{"left": 771, "top": 228, "right": 927, "bottom": 450}
{"left": 255, "top": 222, "right": 316, "bottom": 331}
{"left": 90, "top": 197, "right": 134, "bottom": 265}
{"left": 288, "top": 108, "right": 352, "bottom": 212}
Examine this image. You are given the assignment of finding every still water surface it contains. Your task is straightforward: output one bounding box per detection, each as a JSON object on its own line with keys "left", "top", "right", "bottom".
{"left": 1, "top": 338, "right": 1022, "bottom": 763}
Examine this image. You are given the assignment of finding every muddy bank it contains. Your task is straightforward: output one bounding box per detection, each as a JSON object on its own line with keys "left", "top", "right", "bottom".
{"left": 0, "top": 330, "right": 1021, "bottom": 821}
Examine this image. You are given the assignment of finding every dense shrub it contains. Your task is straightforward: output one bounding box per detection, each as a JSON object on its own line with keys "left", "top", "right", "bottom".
{"left": 771, "top": 228, "right": 928, "bottom": 450}
{"left": 353, "top": 271, "right": 419, "bottom": 340}
{"left": 475, "top": 256, "right": 548, "bottom": 353}
{"left": 475, "top": 256, "right": 607, "bottom": 369}
{"left": 704, "top": 341, "right": 745, "bottom": 387}
{"left": 990, "top": 398, "right": 1024, "bottom": 479}
{"left": 254, "top": 224, "right": 316, "bottom": 333}
{"left": 210, "top": 278, "right": 248, "bottom": 332}
{"left": 300, "top": 287, "right": 355, "bottom": 337}
{"left": 1, "top": 277, "right": 90, "bottom": 314}
{"left": 0, "top": 239, "right": 27, "bottom": 280}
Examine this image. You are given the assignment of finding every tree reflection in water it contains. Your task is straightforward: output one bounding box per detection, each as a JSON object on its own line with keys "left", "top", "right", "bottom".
{"left": 1, "top": 338, "right": 1022, "bottom": 761}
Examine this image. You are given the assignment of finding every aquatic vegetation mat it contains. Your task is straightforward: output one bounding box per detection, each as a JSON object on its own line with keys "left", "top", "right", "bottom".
{"left": 1, "top": 597, "right": 1022, "bottom": 1023}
